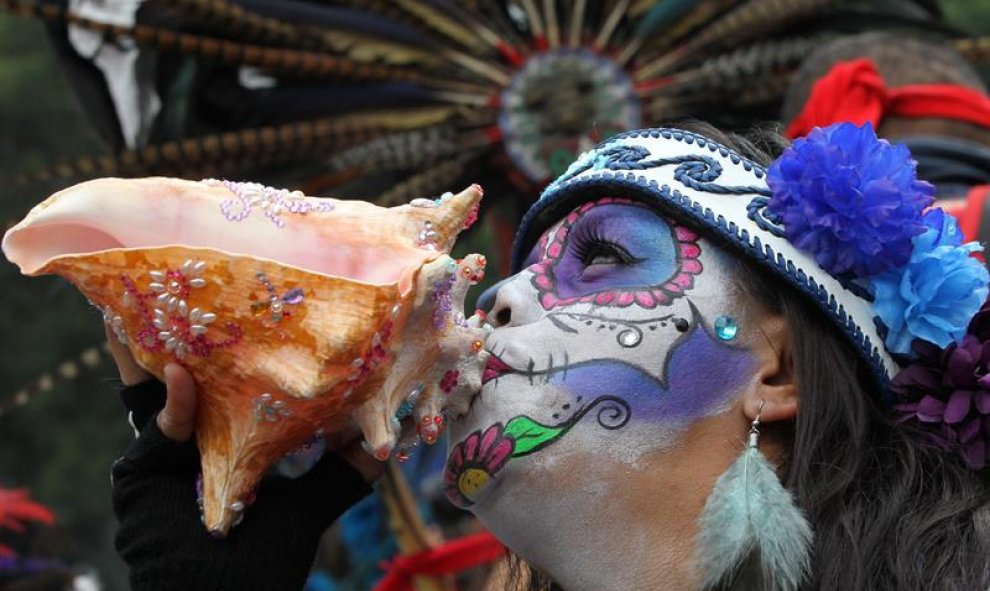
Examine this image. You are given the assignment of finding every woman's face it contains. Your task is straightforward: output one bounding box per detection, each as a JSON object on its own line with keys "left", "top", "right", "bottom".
{"left": 445, "top": 198, "right": 762, "bottom": 569}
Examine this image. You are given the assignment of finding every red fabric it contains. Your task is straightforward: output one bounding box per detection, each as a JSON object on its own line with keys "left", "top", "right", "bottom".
{"left": 0, "top": 488, "right": 55, "bottom": 557}
{"left": 956, "top": 185, "right": 990, "bottom": 243}
{"left": 372, "top": 531, "right": 506, "bottom": 591}
{"left": 785, "top": 58, "right": 990, "bottom": 139}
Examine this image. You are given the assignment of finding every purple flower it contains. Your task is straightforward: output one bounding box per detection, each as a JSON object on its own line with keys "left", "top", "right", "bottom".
{"left": 767, "top": 122, "right": 934, "bottom": 277}
{"left": 870, "top": 211, "right": 988, "bottom": 355}
{"left": 892, "top": 300, "right": 990, "bottom": 469}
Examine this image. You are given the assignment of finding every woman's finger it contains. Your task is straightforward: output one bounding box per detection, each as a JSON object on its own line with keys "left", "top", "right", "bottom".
{"left": 105, "top": 325, "right": 152, "bottom": 386}
{"left": 156, "top": 363, "right": 199, "bottom": 442}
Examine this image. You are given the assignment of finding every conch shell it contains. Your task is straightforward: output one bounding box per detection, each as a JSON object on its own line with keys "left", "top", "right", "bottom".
{"left": 2, "top": 177, "right": 490, "bottom": 536}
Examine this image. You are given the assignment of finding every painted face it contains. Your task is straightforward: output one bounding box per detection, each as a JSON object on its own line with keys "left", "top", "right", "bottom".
{"left": 446, "top": 198, "right": 757, "bottom": 520}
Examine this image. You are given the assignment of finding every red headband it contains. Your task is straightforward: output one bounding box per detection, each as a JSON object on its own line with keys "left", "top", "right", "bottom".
{"left": 785, "top": 58, "right": 990, "bottom": 139}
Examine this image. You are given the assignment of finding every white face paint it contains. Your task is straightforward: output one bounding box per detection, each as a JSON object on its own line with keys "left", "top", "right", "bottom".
{"left": 445, "top": 198, "right": 758, "bottom": 590}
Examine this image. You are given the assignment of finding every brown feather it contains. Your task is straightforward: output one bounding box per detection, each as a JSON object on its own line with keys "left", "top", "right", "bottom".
{"left": 16, "top": 108, "right": 459, "bottom": 185}
{"left": 635, "top": 0, "right": 836, "bottom": 79}
{"left": 374, "top": 151, "right": 483, "bottom": 207}
{"left": 636, "top": 0, "right": 741, "bottom": 58}
{"left": 684, "top": 0, "right": 836, "bottom": 54}
{"left": 955, "top": 37, "right": 990, "bottom": 64}
{"left": 1, "top": 0, "right": 462, "bottom": 85}
{"left": 395, "top": 0, "right": 489, "bottom": 55}
{"left": 641, "top": 36, "right": 827, "bottom": 99}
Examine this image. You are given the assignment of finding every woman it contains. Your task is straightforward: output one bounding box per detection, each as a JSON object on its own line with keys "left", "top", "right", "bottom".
{"left": 109, "top": 120, "right": 990, "bottom": 590}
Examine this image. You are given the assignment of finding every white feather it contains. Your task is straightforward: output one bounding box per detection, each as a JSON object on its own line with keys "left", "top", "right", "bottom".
{"left": 695, "top": 446, "right": 813, "bottom": 591}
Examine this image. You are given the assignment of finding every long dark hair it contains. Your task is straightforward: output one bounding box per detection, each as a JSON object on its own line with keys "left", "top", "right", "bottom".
{"left": 733, "top": 251, "right": 990, "bottom": 591}
{"left": 503, "top": 120, "right": 990, "bottom": 591}
{"left": 708, "top": 119, "right": 990, "bottom": 590}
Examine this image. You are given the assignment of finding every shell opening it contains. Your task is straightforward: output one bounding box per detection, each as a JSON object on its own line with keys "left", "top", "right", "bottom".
{"left": 2, "top": 178, "right": 482, "bottom": 294}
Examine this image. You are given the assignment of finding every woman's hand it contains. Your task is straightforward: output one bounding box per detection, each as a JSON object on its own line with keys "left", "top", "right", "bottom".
{"left": 106, "top": 325, "right": 153, "bottom": 386}
{"left": 106, "top": 328, "right": 381, "bottom": 590}
{"left": 106, "top": 325, "right": 384, "bottom": 481}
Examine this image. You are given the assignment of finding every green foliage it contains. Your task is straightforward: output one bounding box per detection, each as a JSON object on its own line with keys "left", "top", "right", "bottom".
{"left": 941, "top": 0, "right": 990, "bottom": 36}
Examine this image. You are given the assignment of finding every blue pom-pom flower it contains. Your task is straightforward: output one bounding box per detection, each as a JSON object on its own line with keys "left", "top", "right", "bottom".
{"left": 767, "top": 122, "right": 935, "bottom": 277}
{"left": 871, "top": 209, "right": 989, "bottom": 355}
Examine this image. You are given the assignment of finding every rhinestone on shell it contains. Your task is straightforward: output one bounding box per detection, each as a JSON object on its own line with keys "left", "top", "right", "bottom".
{"left": 150, "top": 259, "right": 207, "bottom": 315}
{"left": 101, "top": 305, "right": 128, "bottom": 344}
{"left": 254, "top": 393, "right": 293, "bottom": 422}
{"left": 205, "top": 178, "right": 335, "bottom": 227}
{"left": 154, "top": 306, "right": 217, "bottom": 359}
{"left": 416, "top": 221, "right": 440, "bottom": 250}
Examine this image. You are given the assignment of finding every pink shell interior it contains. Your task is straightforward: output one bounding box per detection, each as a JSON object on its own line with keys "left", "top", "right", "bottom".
{"left": 3, "top": 177, "right": 440, "bottom": 292}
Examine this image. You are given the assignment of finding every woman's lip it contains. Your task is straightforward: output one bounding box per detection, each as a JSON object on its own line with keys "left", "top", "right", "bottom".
{"left": 482, "top": 355, "right": 514, "bottom": 384}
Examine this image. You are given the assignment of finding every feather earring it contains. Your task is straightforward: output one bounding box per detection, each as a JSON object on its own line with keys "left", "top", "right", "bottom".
{"left": 694, "top": 401, "right": 813, "bottom": 591}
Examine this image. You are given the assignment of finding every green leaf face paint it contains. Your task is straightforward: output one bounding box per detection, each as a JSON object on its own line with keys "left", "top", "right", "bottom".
{"left": 503, "top": 415, "right": 565, "bottom": 456}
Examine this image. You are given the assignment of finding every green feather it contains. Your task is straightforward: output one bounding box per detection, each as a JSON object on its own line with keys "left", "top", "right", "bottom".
{"left": 636, "top": 0, "right": 700, "bottom": 38}
{"left": 695, "top": 446, "right": 813, "bottom": 591}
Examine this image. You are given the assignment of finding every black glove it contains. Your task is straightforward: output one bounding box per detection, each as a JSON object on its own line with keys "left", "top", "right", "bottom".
{"left": 112, "top": 380, "right": 372, "bottom": 591}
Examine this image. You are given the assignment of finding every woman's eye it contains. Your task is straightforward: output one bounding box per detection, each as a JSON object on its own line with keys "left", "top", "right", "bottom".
{"left": 587, "top": 251, "right": 623, "bottom": 266}
{"left": 580, "top": 241, "right": 636, "bottom": 267}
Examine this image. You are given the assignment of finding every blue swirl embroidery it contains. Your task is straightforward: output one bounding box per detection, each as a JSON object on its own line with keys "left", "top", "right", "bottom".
{"left": 557, "top": 143, "right": 772, "bottom": 197}
{"left": 745, "top": 196, "right": 786, "bottom": 238}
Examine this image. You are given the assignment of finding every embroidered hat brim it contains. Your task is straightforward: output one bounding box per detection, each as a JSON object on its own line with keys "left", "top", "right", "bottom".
{"left": 511, "top": 127, "right": 898, "bottom": 387}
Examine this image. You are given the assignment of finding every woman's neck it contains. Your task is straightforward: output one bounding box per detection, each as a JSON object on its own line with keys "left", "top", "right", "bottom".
{"left": 472, "top": 413, "right": 761, "bottom": 590}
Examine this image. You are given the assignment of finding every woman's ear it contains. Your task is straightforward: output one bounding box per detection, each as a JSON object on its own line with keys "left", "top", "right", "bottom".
{"left": 742, "top": 314, "right": 798, "bottom": 424}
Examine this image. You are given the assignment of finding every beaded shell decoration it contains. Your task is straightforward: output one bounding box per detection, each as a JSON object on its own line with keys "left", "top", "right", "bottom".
{"left": 2, "top": 178, "right": 489, "bottom": 536}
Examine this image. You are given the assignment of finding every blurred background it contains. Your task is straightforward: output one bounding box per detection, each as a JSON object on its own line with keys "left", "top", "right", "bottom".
{"left": 1, "top": 1, "right": 988, "bottom": 589}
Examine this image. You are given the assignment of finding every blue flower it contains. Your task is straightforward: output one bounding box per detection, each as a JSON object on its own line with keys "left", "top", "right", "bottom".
{"left": 915, "top": 207, "right": 964, "bottom": 250}
{"left": 767, "top": 122, "right": 935, "bottom": 277}
{"left": 871, "top": 216, "right": 989, "bottom": 354}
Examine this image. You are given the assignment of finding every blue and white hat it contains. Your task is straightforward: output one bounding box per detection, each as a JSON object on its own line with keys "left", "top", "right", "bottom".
{"left": 511, "top": 123, "right": 990, "bottom": 389}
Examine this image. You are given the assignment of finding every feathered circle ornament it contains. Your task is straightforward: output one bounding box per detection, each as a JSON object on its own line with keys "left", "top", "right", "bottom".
{"left": 694, "top": 405, "right": 812, "bottom": 591}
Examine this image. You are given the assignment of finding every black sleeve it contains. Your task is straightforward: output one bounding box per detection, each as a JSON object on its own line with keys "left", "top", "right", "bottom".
{"left": 112, "top": 380, "right": 372, "bottom": 591}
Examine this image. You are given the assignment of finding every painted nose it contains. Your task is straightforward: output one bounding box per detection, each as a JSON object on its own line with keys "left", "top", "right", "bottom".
{"left": 477, "top": 273, "right": 543, "bottom": 328}
{"left": 476, "top": 277, "right": 511, "bottom": 326}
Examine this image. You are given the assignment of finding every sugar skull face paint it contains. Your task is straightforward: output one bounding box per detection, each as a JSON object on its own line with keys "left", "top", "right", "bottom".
{"left": 528, "top": 198, "right": 703, "bottom": 309}
{"left": 446, "top": 200, "right": 758, "bottom": 535}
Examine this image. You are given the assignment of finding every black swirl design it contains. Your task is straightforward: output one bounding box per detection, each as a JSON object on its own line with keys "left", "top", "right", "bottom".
{"left": 591, "top": 395, "right": 632, "bottom": 430}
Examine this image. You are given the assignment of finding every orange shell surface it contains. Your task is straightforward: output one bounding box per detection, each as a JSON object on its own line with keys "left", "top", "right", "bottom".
{"left": 2, "top": 178, "right": 483, "bottom": 535}
{"left": 51, "top": 248, "right": 409, "bottom": 533}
